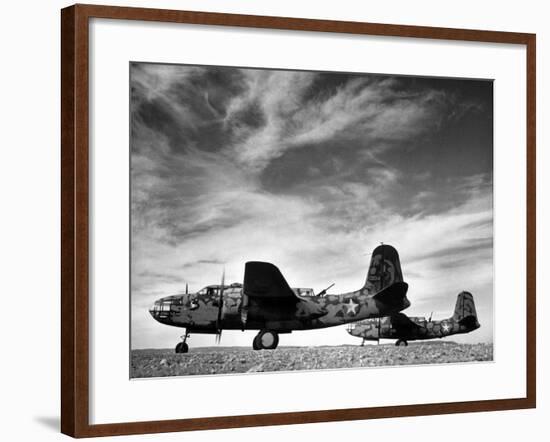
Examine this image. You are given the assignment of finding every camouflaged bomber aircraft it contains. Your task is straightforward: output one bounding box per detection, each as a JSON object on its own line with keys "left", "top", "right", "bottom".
{"left": 346, "top": 291, "right": 480, "bottom": 346}
{"left": 149, "top": 244, "right": 410, "bottom": 352}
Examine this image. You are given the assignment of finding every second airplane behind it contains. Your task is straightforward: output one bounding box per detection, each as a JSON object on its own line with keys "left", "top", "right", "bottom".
{"left": 347, "top": 291, "right": 480, "bottom": 346}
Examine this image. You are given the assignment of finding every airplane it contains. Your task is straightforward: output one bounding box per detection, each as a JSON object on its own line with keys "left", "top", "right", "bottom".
{"left": 346, "top": 291, "right": 480, "bottom": 346}
{"left": 149, "top": 244, "right": 411, "bottom": 352}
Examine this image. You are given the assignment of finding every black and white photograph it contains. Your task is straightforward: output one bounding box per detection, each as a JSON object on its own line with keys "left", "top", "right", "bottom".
{"left": 0, "top": 0, "right": 543, "bottom": 440}
{"left": 130, "top": 62, "right": 494, "bottom": 378}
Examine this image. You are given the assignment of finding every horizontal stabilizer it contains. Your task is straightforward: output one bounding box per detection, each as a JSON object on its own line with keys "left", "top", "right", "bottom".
{"left": 243, "top": 261, "right": 299, "bottom": 301}
{"left": 372, "top": 281, "right": 409, "bottom": 309}
{"left": 458, "top": 315, "right": 479, "bottom": 329}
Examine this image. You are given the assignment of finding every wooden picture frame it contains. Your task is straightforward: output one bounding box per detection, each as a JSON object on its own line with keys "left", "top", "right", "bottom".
{"left": 61, "top": 3, "right": 536, "bottom": 437}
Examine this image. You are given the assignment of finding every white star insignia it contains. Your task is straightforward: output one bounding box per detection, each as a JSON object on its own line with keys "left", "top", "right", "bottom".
{"left": 344, "top": 299, "right": 358, "bottom": 315}
{"left": 442, "top": 322, "right": 451, "bottom": 333}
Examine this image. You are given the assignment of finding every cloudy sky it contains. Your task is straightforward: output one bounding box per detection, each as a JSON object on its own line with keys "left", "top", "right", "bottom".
{"left": 130, "top": 62, "right": 493, "bottom": 349}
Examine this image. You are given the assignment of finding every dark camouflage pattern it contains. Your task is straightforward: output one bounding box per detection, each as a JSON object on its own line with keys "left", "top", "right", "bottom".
{"left": 347, "top": 292, "right": 480, "bottom": 343}
{"left": 149, "top": 245, "right": 411, "bottom": 334}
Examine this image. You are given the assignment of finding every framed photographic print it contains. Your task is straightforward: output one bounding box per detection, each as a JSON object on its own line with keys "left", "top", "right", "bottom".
{"left": 61, "top": 3, "right": 536, "bottom": 438}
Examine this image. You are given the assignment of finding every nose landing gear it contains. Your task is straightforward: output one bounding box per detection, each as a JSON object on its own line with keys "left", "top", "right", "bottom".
{"left": 175, "top": 331, "right": 190, "bottom": 353}
{"left": 252, "top": 330, "right": 279, "bottom": 350}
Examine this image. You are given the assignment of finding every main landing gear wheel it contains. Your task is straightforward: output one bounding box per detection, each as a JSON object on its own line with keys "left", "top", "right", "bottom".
{"left": 252, "top": 330, "right": 279, "bottom": 350}
{"left": 175, "top": 342, "right": 189, "bottom": 353}
{"left": 252, "top": 335, "right": 260, "bottom": 350}
{"left": 395, "top": 339, "right": 408, "bottom": 347}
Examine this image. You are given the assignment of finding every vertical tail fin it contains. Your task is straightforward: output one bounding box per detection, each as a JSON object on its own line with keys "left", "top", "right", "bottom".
{"left": 364, "top": 244, "right": 404, "bottom": 293}
{"left": 452, "top": 291, "right": 479, "bottom": 328}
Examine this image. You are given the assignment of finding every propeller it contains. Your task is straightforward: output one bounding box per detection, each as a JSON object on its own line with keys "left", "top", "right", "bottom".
{"left": 185, "top": 283, "right": 188, "bottom": 295}
{"left": 215, "top": 269, "right": 225, "bottom": 344}
{"left": 240, "top": 291, "right": 249, "bottom": 330}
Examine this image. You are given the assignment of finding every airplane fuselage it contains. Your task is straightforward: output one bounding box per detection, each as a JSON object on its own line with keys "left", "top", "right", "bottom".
{"left": 150, "top": 283, "right": 411, "bottom": 334}
{"left": 348, "top": 314, "right": 480, "bottom": 342}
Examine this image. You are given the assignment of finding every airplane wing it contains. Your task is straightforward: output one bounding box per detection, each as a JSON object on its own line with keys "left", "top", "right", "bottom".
{"left": 243, "top": 261, "right": 300, "bottom": 302}
{"left": 390, "top": 312, "right": 422, "bottom": 334}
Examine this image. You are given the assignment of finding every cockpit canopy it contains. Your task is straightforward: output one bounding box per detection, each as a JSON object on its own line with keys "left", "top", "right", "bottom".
{"left": 292, "top": 287, "right": 315, "bottom": 297}
{"left": 196, "top": 283, "right": 243, "bottom": 296}
{"left": 150, "top": 283, "right": 244, "bottom": 318}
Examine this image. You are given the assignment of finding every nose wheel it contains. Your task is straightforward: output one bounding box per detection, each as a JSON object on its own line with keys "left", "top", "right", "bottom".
{"left": 175, "top": 332, "right": 190, "bottom": 353}
{"left": 252, "top": 330, "right": 279, "bottom": 350}
{"left": 395, "top": 339, "right": 408, "bottom": 347}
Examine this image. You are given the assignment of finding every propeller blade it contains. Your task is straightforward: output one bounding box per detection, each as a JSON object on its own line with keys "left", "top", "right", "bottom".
{"left": 240, "top": 289, "right": 249, "bottom": 330}
{"left": 216, "top": 268, "right": 226, "bottom": 342}
{"left": 185, "top": 283, "right": 188, "bottom": 295}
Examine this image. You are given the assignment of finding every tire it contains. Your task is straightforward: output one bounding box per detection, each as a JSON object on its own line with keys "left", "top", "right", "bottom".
{"left": 257, "top": 330, "right": 279, "bottom": 350}
{"left": 252, "top": 335, "right": 260, "bottom": 350}
{"left": 175, "top": 342, "right": 189, "bottom": 353}
{"left": 395, "top": 339, "right": 408, "bottom": 347}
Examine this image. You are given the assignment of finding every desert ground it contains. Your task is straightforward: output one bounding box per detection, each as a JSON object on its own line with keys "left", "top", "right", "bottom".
{"left": 130, "top": 342, "right": 493, "bottom": 378}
